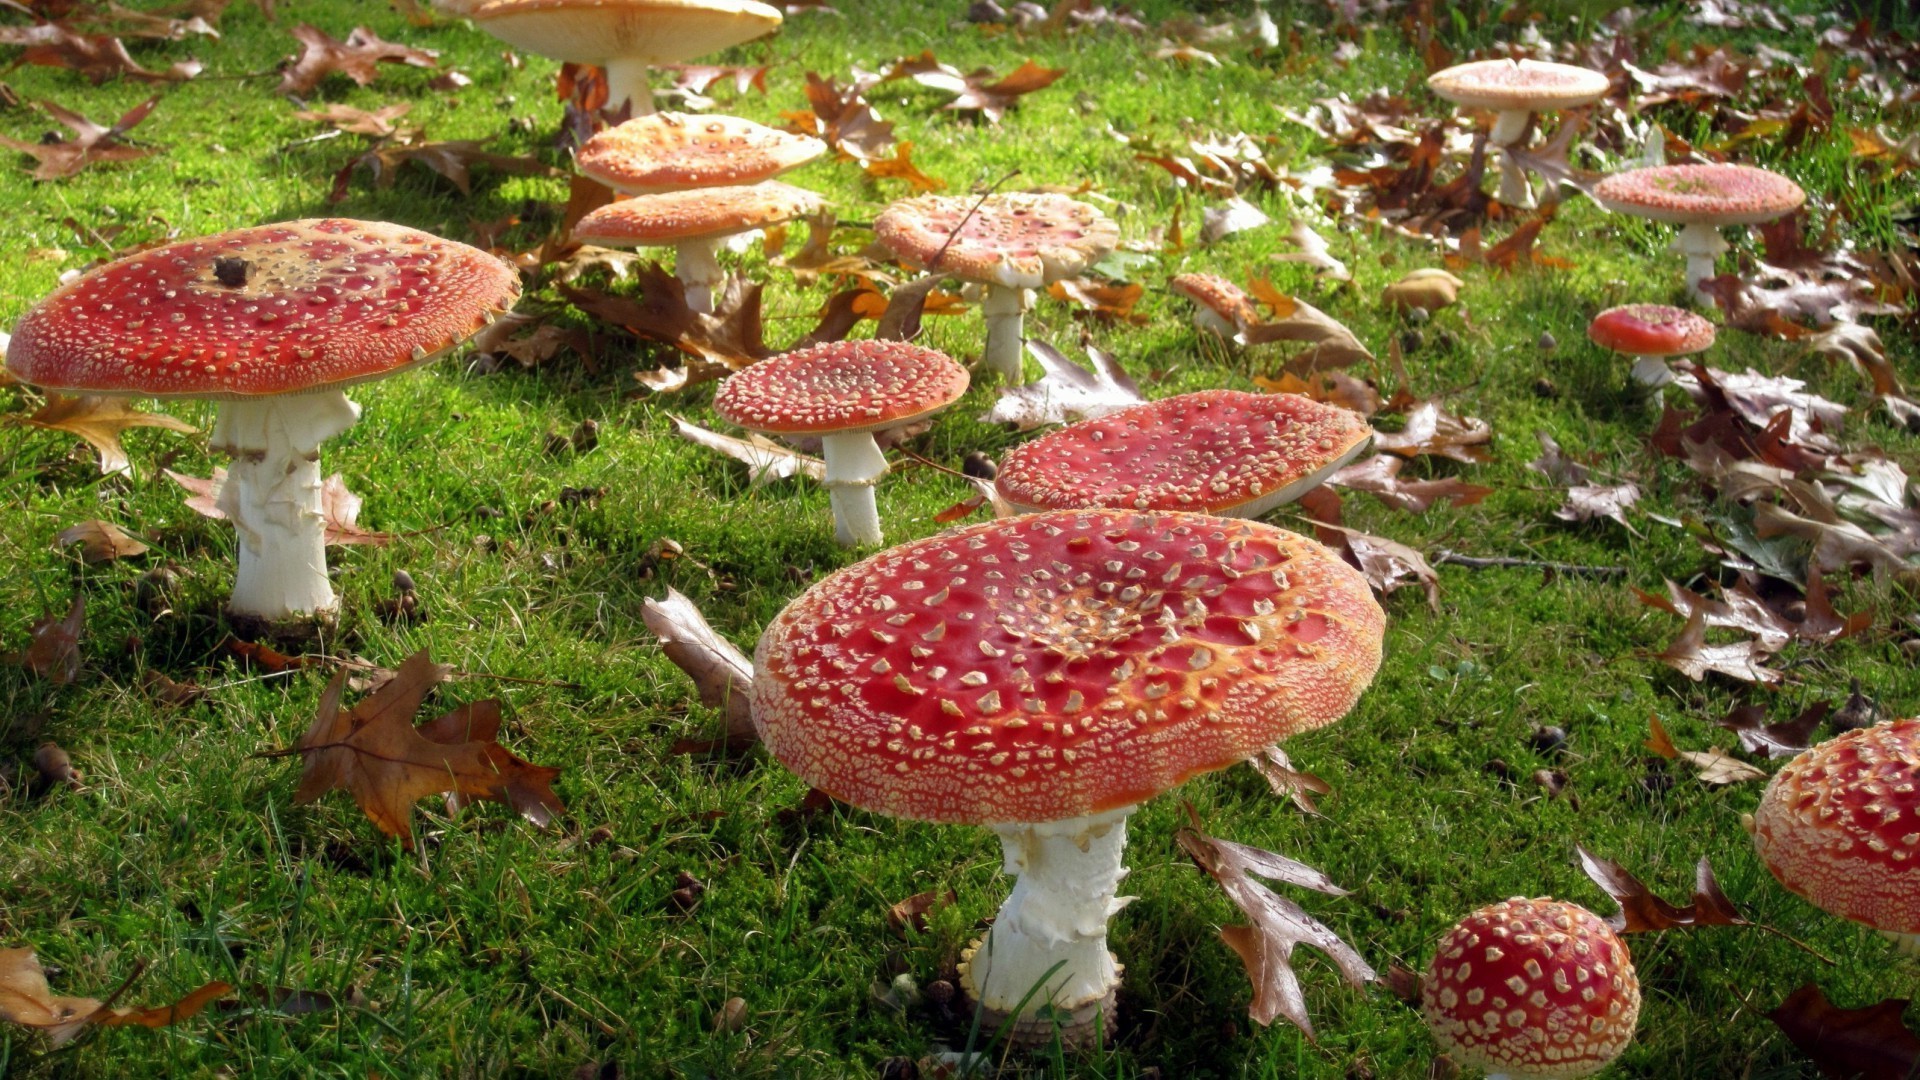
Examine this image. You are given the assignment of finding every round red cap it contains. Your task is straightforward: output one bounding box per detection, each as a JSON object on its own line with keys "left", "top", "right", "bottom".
{"left": 1170, "top": 273, "right": 1258, "bottom": 325}
{"left": 5, "top": 219, "right": 519, "bottom": 399}
{"left": 873, "top": 193, "right": 1119, "bottom": 290}
{"left": 751, "top": 509, "right": 1386, "bottom": 824}
{"left": 1593, "top": 164, "right": 1805, "bottom": 227}
{"left": 572, "top": 182, "right": 824, "bottom": 246}
{"left": 712, "top": 340, "right": 969, "bottom": 435}
{"left": 1586, "top": 304, "right": 1715, "bottom": 358}
{"left": 576, "top": 112, "right": 826, "bottom": 194}
{"left": 1427, "top": 59, "right": 1610, "bottom": 111}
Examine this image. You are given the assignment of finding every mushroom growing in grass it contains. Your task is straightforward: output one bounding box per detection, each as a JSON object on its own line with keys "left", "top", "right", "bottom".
{"left": 1169, "top": 273, "right": 1259, "bottom": 345}
{"left": 712, "top": 339, "right": 968, "bottom": 547}
{"left": 1426, "top": 59, "right": 1610, "bottom": 208}
{"left": 874, "top": 193, "right": 1119, "bottom": 386}
{"left": 1749, "top": 717, "right": 1920, "bottom": 955}
{"left": 1592, "top": 164, "right": 1805, "bottom": 305}
{"left": 576, "top": 112, "right": 826, "bottom": 194}
{"left": 995, "top": 390, "right": 1371, "bottom": 517}
{"left": 4, "top": 219, "right": 519, "bottom": 637}
{"left": 751, "top": 510, "right": 1385, "bottom": 1044}
{"left": 1423, "top": 897, "right": 1642, "bottom": 1080}
{"left": 1587, "top": 303, "right": 1715, "bottom": 387}
{"left": 572, "top": 182, "right": 823, "bottom": 314}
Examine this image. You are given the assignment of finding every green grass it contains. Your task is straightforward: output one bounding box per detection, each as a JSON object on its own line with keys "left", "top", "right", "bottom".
{"left": 1, "top": 0, "right": 1917, "bottom": 1076}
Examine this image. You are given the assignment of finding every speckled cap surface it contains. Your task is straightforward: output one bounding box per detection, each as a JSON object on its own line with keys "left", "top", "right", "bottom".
{"left": 5, "top": 218, "right": 520, "bottom": 399}
{"left": 1170, "top": 273, "right": 1258, "bottom": 325}
{"left": 1593, "top": 164, "right": 1805, "bottom": 226}
{"left": 873, "top": 193, "right": 1119, "bottom": 290}
{"left": 572, "top": 182, "right": 824, "bottom": 245}
{"left": 713, "top": 340, "right": 968, "bottom": 436}
{"left": 751, "top": 509, "right": 1386, "bottom": 824}
{"left": 470, "top": 0, "right": 781, "bottom": 65}
{"left": 1427, "top": 59, "right": 1610, "bottom": 111}
{"left": 1587, "top": 304, "right": 1715, "bottom": 358}
{"left": 577, "top": 112, "right": 826, "bottom": 193}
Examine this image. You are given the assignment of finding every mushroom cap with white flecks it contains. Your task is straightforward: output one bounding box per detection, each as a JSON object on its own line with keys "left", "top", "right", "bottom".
{"left": 1170, "top": 273, "right": 1259, "bottom": 326}
{"left": 576, "top": 112, "right": 826, "bottom": 194}
{"left": 1592, "top": 164, "right": 1805, "bottom": 227}
{"left": 1586, "top": 304, "right": 1716, "bottom": 358}
{"left": 5, "top": 219, "right": 520, "bottom": 400}
{"left": 1752, "top": 718, "right": 1920, "bottom": 936}
{"left": 1423, "top": 897, "right": 1642, "bottom": 1080}
{"left": 873, "top": 193, "right": 1119, "bottom": 290}
{"left": 712, "top": 339, "right": 968, "bottom": 436}
{"left": 571, "top": 182, "right": 824, "bottom": 246}
{"left": 1427, "top": 59, "right": 1611, "bottom": 112}
{"left": 470, "top": 0, "right": 781, "bottom": 66}
{"left": 994, "top": 391, "right": 1372, "bottom": 515}
{"left": 750, "top": 510, "right": 1386, "bottom": 825}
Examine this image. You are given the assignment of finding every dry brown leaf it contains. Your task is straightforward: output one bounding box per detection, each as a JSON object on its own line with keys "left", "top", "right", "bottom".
{"left": 1325, "top": 455, "right": 1490, "bottom": 513}
{"left": 0, "top": 24, "right": 201, "bottom": 83}
{"left": 142, "top": 669, "right": 207, "bottom": 707}
{"left": 7, "top": 594, "right": 84, "bottom": 685}
{"left": 1309, "top": 520, "right": 1439, "bottom": 611}
{"left": 17, "top": 393, "right": 195, "bottom": 475}
{"left": 1381, "top": 268, "right": 1464, "bottom": 312}
{"left": 1047, "top": 277, "right": 1147, "bottom": 324}
{"left": 278, "top": 24, "right": 437, "bottom": 97}
{"left": 1645, "top": 715, "right": 1768, "bottom": 784}
{"left": 1716, "top": 702, "right": 1825, "bottom": 760}
{"left": 1201, "top": 196, "right": 1271, "bottom": 243}
{"left": 1270, "top": 220, "right": 1350, "bottom": 282}
{"left": 330, "top": 134, "right": 555, "bottom": 202}
{"left": 1245, "top": 745, "right": 1331, "bottom": 816}
{"left": 55, "top": 520, "right": 148, "bottom": 563}
{"left": 1241, "top": 281, "right": 1374, "bottom": 372}
{"left": 943, "top": 59, "right": 1066, "bottom": 123}
{"left": 0, "top": 94, "right": 162, "bottom": 180}
{"left": 977, "top": 339, "right": 1145, "bottom": 430}
{"left": 1371, "top": 401, "right": 1492, "bottom": 464}
{"left": 670, "top": 415, "right": 825, "bottom": 487}
{"left": 885, "top": 888, "right": 957, "bottom": 935}
{"left": 290, "top": 102, "right": 412, "bottom": 137}
{"left": 1575, "top": 847, "right": 1750, "bottom": 934}
{"left": 1654, "top": 608, "right": 1783, "bottom": 688}
{"left": 641, "top": 588, "right": 756, "bottom": 753}
{"left": 1555, "top": 483, "right": 1641, "bottom": 534}
{"left": 0, "top": 949, "right": 230, "bottom": 1045}
{"left": 1769, "top": 984, "right": 1920, "bottom": 1080}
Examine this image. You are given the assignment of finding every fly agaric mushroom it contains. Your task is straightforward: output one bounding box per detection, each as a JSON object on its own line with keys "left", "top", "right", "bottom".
{"left": 572, "top": 181, "right": 823, "bottom": 313}
{"left": 1586, "top": 304, "right": 1715, "bottom": 387}
{"left": 995, "top": 390, "right": 1371, "bottom": 517}
{"left": 1749, "top": 718, "right": 1920, "bottom": 955}
{"left": 1170, "top": 273, "right": 1259, "bottom": 345}
{"left": 576, "top": 112, "right": 826, "bottom": 194}
{"left": 1592, "top": 164, "right": 1805, "bottom": 306}
{"left": 751, "top": 509, "right": 1385, "bottom": 1044}
{"left": 1426, "top": 59, "right": 1610, "bottom": 208}
{"left": 1423, "top": 897, "right": 1642, "bottom": 1080}
{"left": 874, "top": 193, "right": 1119, "bottom": 386}
{"left": 712, "top": 339, "right": 968, "bottom": 547}
{"left": 468, "top": 0, "right": 782, "bottom": 117}
{"left": 5, "top": 219, "right": 518, "bottom": 636}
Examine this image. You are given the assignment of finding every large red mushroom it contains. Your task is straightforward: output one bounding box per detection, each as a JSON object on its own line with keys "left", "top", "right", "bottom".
{"left": 1592, "top": 164, "right": 1805, "bottom": 305}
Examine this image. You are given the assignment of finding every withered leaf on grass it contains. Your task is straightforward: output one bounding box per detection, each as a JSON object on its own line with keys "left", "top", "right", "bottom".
{"left": 563, "top": 271, "right": 773, "bottom": 390}
{"left": 942, "top": 60, "right": 1066, "bottom": 123}
{"left": 0, "top": 949, "right": 230, "bottom": 1046}
{"left": 330, "top": 135, "right": 555, "bottom": 202}
{"left": 1241, "top": 282, "right": 1373, "bottom": 372}
{"left": 641, "top": 588, "right": 757, "bottom": 753}
{"left": 55, "top": 520, "right": 149, "bottom": 563}
{"left": 1574, "top": 847, "right": 1748, "bottom": 934}
{"left": 281, "top": 650, "right": 563, "bottom": 848}
{"left": 167, "top": 469, "right": 394, "bottom": 546}
{"left": 291, "top": 102, "right": 412, "bottom": 137}
{"left": 1371, "top": 401, "right": 1492, "bottom": 463}
{"left": 1201, "top": 196, "right": 1271, "bottom": 244}
{"left": 1270, "top": 220, "right": 1351, "bottom": 282}
{"left": 1717, "top": 702, "right": 1825, "bottom": 759}
{"left": 1245, "top": 745, "right": 1331, "bottom": 816}
{"left": 1176, "top": 806, "right": 1375, "bottom": 1037}
{"left": 1308, "top": 520, "right": 1439, "bottom": 611}
{"left": 1645, "top": 715, "right": 1767, "bottom": 784}
{"left": 885, "top": 888, "right": 956, "bottom": 935}
{"left": 1768, "top": 983, "right": 1920, "bottom": 1080}
{"left": 7, "top": 594, "right": 84, "bottom": 685}
{"left": 278, "top": 24, "right": 437, "bottom": 97}
{"left": 16, "top": 393, "right": 195, "bottom": 475}
{"left": 1555, "top": 483, "right": 1641, "bottom": 534}
{"left": 1326, "top": 455, "right": 1490, "bottom": 513}
{"left": 0, "top": 95, "right": 162, "bottom": 181}
{"left": 671, "top": 414, "right": 824, "bottom": 487}
{"left": 978, "top": 339, "right": 1145, "bottom": 430}
{"left": 0, "top": 24, "right": 201, "bottom": 84}
{"left": 1654, "top": 609, "right": 1782, "bottom": 688}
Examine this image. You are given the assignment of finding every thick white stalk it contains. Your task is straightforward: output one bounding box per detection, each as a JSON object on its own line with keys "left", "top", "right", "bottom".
{"left": 959, "top": 807, "right": 1134, "bottom": 1044}
{"left": 1629, "top": 355, "right": 1675, "bottom": 387}
{"left": 1672, "top": 220, "right": 1730, "bottom": 306}
{"left": 820, "top": 430, "right": 887, "bottom": 547}
{"left": 1489, "top": 109, "right": 1534, "bottom": 207}
{"left": 1889, "top": 931, "right": 1920, "bottom": 956}
{"left": 1190, "top": 306, "right": 1245, "bottom": 346}
{"left": 981, "top": 284, "right": 1033, "bottom": 385}
{"left": 601, "top": 56, "right": 656, "bottom": 118}
{"left": 675, "top": 238, "right": 724, "bottom": 314}
{"left": 209, "top": 391, "right": 361, "bottom": 624}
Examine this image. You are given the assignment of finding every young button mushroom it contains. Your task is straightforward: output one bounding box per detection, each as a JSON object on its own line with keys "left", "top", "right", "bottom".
{"left": 1586, "top": 304, "right": 1715, "bottom": 387}
{"left": 751, "top": 510, "right": 1386, "bottom": 1044}
{"left": 994, "top": 390, "right": 1372, "bottom": 517}
{"left": 874, "top": 193, "right": 1119, "bottom": 386}
{"left": 1169, "top": 273, "right": 1259, "bottom": 346}
{"left": 573, "top": 182, "right": 823, "bottom": 314}
{"left": 1426, "top": 59, "right": 1610, "bottom": 208}
{"left": 712, "top": 340, "right": 968, "bottom": 547}
{"left": 1592, "top": 164, "right": 1805, "bottom": 305}
{"left": 1423, "top": 897, "right": 1642, "bottom": 1080}
{"left": 1749, "top": 717, "right": 1920, "bottom": 955}
{"left": 5, "top": 219, "right": 519, "bottom": 637}
{"left": 576, "top": 112, "right": 826, "bottom": 194}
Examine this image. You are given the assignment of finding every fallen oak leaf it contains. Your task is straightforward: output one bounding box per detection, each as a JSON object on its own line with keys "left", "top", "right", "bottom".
{"left": 1241, "top": 281, "right": 1374, "bottom": 373}
{"left": 0, "top": 950, "right": 231, "bottom": 1046}
{"left": 943, "top": 59, "right": 1065, "bottom": 124}
{"left": 1769, "top": 983, "right": 1920, "bottom": 1080}
{"left": 1555, "top": 483, "right": 1642, "bottom": 535}
{"left": 1304, "top": 519, "right": 1439, "bottom": 611}
{"left": 1325, "top": 454, "right": 1490, "bottom": 513}
{"left": 1270, "top": 220, "right": 1351, "bottom": 282}
{"left": 54, "top": 520, "right": 148, "bottom": 563}
{"left": 1645, "top": 714, "right": 1768, "bottom": 783}
{"left": 1716, "top": 702, "right": 1826, "bottom": 760}
{"left": 278, "top": 24, "right": 437, "bottom": 97}
{"left": 1371, "top": 401, "right": 1492, "bottom": 464}
{"left": 670, "top": 414, "right": 825, "bottom": 487}
{"left": 290, "top": 102, "right": 412, "bottom": 137}
{"left": 641, "top": 588, "right": 756, "bottom": 753}
{"left": 6, "top": 594, "right": 84, "bottom": 685}
{"left": 15, "top": 393, "right": 195, "bottom": 475}
{"left": 0, "top": 94, "right": 162, "bottom": 181}
{"left": 977, "top": 338, "right": 1145, "bottom": 430}
{"left": 330, "top": 134, "right": 556, "bottom": 202}
{"left": 0, "top": 23, "right": 200, "bottom": 84}
{"left": 1245, "top": 745, "right": 1331, "bottom": 816}
{"left": 1575, "top": 847, "right": 1749, "bottom": 933}
{"left": 418, "top": 699, "right": 563, "bottom": 827}
{"left": 886, "top": 887, "right": 957, "bottom": 935}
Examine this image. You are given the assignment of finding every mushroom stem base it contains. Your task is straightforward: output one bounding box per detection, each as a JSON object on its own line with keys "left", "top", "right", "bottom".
{"left": 602, "top": 57, "right": 656, "bottom": 119}
{"left": 675, "top": 239, "right": 724, "bottom": 315}
{"left": 1190, "top": 306, "right": 1245, "bottom": 346}
{"left": 1672, "top": 222, "right": 1730, "bottom": 306}
{"left": 1886, "top": 931, "right": 1920, "bottom": 957}
{"left": 966, "top": 985, "right": 1118, "bottom": 1050}
{"left": 981, "top": 285, "right": 1033, "bottom": 385}
{"left": 821, "top": 430, "right": 887, "bottom": 547}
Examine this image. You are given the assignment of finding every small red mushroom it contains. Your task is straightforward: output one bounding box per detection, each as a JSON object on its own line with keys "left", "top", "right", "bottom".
{"left": 573, "top": 182, "right": 824, "bottom": 314}
{"left": 1592, "top": 164, "right": 1805, "bottom": 305}
{"left": 1586, "top": 304, "right": 1715, "bottom": 387}
{"left": 575, "top": 112, "right": 826, "bottom": 194}
{"left": 1170, "top": 273, "right": 1259, "bottom": 345}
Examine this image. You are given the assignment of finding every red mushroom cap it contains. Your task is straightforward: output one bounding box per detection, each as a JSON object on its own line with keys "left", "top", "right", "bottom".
{"left": 571, "top": 182, "right": 824, "bottom": 246}
{"left": 1586, "top": 304, "right": 1715, "bottom": 358}
{"left": 994, "top": 390, "right": 1372, "bottom": 516}
{"left": 1427, "top": 59, "right": 1610, "bottom": 112}
{"left": 751, "top": 510, "right": 1386, "bottom": 825}
{"left": 873, "top": 193, "right": 1119, "bottom": 290}
{"left": 576, "top": 112, "right": 826, "bottom": 194}
{"left": 1170, "top": 273, "right": 1258, "bottom": 326}
{"left": 1751, "top": 717, "right": 1920, "bottom": 936}
{"left": 1423, "top": 897, "right": 1642, "bottom": 1080}
{"left": 1593, "top": 164, "right": 1805, "bottom": 227}
{"left": 712, "top": 340, "right": 969, "bottom": 436}
{"left": 470, "top": 0, "right": 782, "bottom": 66}
{"left": 5, "top": 219, "right": 519, "bottom": 399}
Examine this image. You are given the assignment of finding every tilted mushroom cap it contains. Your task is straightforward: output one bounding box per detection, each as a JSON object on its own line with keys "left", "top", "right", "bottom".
{"left": 470, "top": 0, "right": 781, "bottom": 66}
{"left": 873, "top": 193, "right": 1119, "bottom": 290}
{"left": 576, "top": 112, "right": 826, "bottom": 194}
{"left": 751, "top": 509, "right": 1386, "bottom": 824}
{"left": 995, "top": 391, "right": 1371, "bottom": 516}
{"left": 1587, "top": 304, "right": 1715, "bottom": 358}
{"left": 1751, "top": 718, "right": 1920, "bottom": 937}
{"left": 571, "top": 182, "right": 824, "bottom": 246}
{"left": 1423, "top": 897, "right": 1642, "bottom": 1080}
{"left": 5, "top": 218, "right": 520, "bottom": 399}
{"left": 1170, "top": 272, "right": 1258, "bottom": 326}
{"left": 713, "top": 339, "right": 969, "bottom": 436}
{"left": 1593, "top": 164, "right": 1805, "bottom": 227}
{"left": 1426, "top": 59, "right": 1610, "bottom": 112}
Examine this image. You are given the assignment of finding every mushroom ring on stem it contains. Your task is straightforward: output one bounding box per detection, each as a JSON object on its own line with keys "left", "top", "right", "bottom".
{"left": 1750, "top": 717, "right": 1920, "bottom": 955}
{"left": 712, "top": 339, "right": 969, "bottom": 547}
{"left": 1592, "top": 164, "right": 1805, "bottom": 306}
{"left": 1426, "top": 59, "right": 1609, "bottom": 209}
{"left": 4, "top": 218, "right": 519, "bottom": 637}
{"left": 874, "top": 193, "right": 1118, "bottom": 386}
{"left": 572, "top": 182, "right": 824, "bottom": 314}
{"left": 1586, "top": 304, "right": 1715, "bottom": 388}
{"left": 750, "top": 509, "right": 1386, "bottom": 1044}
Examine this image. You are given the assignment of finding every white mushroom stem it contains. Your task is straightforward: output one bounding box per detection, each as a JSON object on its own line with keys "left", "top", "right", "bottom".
{"left": 1190, "top": 307, "right": 1246, "bottom": 346}
{"left": 1672, "top": 221, "right": 1730, "bottom": 306}
{"left": 1488, "top": 109, "right": 1535, "bottom": 208}
{"left": 1887, "top": 932, "right": 1920, "bottom": 957}
{"left": 674, "top": 239, "right": 725, "bottom": 314}
{"left": 960, "top": 807, "right": 1133, "bottom": 1034}
{"left": 208, "top": 390, "right": 362, "bottom": 623}
{"left": 601, "top": 57, "right": 656, "bottom": 118}
{"left": 981, "top": 284, "right": 1034, "bottom": 385}
{"left": 1629, "top": 355, "right": 1675, "bottom": 387}
{"left": 820, "top": 430, "right": 888, "bottom": 548}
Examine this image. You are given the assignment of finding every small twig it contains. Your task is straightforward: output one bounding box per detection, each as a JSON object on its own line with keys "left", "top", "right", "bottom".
{"left": 924, "top": 169, "right": 1022, "bottom": 272}
{"left": 274, "top": 129, "right": 343, "bottom": 153}
{"left": 890, "top": 445, "right": 974, "bottom": 483}
{"left": 1432, "top": 549, "right": 1626, "bottom": 578}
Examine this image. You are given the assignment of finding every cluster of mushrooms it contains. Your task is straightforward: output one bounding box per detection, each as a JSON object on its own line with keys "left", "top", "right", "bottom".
{"left": 3, "top": 3, "right": 1914, "bottom": 1074}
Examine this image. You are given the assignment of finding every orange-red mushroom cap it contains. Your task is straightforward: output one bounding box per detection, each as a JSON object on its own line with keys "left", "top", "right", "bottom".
{"left": 1586, "top": 304, "right": 1715, "bottom": 358}
{"left": 470, "top": 0, "right": 781, "bottom": 65}
{"left": 1170, "top": 273, "right": 1259, "bottom": 326}
{"left": 1423, "top": 897, "right": 1642, "bottom": 1080}
{"left": 874, "top": 193, "right": 1119, "bottom": 290}
{"left": 5, "top": 219, "right": 519, "bottom": 399}
{"left": 1593, "top": 164, "right": 1805, "bottom": 226}
{"left": 1751, "top": 718, "right": 1920, "bottom": 937}
{"left": 751, "top": 510, "right": 1386, "bottom": 825}
{"left": 712, "top": 340, "right": 968, "bottom": 436}
{"left": 572, "top": 182, "right": 824, "bottom": 246}
{"left": 1426, "top": 59, "right": 1610, "bottom": 112}
{"left": 576, "top": 112, "right": 826, "bottom": 193}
